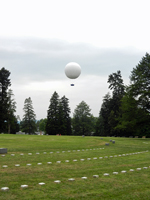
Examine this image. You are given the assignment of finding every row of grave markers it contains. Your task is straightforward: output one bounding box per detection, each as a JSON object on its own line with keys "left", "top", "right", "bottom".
{"left": 0, "top": 147, "right": 105, "bottom": 157}
{"left": 1, "top": 150, "right": 148, "bottom": 168}
{"left": 1, "top": 166, "right": 150, "bottom": 191}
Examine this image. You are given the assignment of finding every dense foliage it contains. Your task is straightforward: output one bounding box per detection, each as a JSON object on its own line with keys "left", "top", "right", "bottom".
{"left": 72, "top": 101, "right": 95, "bottom": 135}
{"left": 96, "top": 53, "right": 150, "bottom": 137}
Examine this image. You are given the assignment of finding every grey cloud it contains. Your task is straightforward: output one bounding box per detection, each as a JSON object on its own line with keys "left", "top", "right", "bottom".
{"left": 1, "top": 36, "right": 148, "bottom": 119}
{"left": 0, "top": 37, "right": 146, "bottom": 86}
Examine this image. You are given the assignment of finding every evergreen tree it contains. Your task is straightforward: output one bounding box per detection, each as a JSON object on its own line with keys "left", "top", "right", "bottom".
{"left": 22, "top": 97, "right": 36, "bottom": 134}
{"left": 46, "top": 91, "right": 60, "bottom": 135}
{"left": 96, "top": 70, "right": 125, "bottom": 137}
{"left": 72, "top": 101, "right": 93, "bottom": 135}
{"left": 107, "top": 70, "right": 125, "bottom": 135}
{"left": 60, "top": 96, "right": 72, "bottom": 135}
{"left": 7, "top": 89, "right": 17, "bottom": 134}
{"left": 96, "top": 93, "right": 112, "bottom": 136}
{"left": 0, "top": 67, "right": 11, "bottom": 132}
{"left": 130, "top": 53, "right": 150, "bottom": 114}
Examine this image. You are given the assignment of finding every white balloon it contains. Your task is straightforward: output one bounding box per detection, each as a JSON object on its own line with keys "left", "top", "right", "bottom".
{"left": 65, "top": 62, "right": 81, "bottom": 79}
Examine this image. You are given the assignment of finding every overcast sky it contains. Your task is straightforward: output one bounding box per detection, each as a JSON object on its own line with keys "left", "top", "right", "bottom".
{"left": 0, "top": 0, "right": 150, "bottom": 119}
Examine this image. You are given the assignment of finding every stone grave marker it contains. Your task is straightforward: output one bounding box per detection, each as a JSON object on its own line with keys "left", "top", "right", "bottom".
{"left": 0, "top": 148, "right": 7, "bottom": 154}
{"left": 21, "top": 185, "right": 28, "bottom": 188}
{"left": 68, "top": 178, "right": 75, "bottom": 181}
{"left": 81, "top": 177, "right": 87, "bottom": 179}
{"left": 1, "top": 187, "right": 9, "bottom": 191}
{"left": 39, "top": 182, "right": 45, "bottom": 185}
{"left": 93, "top": 175, "right": 99, "bottom": 178}
{"left": 54, "top": 180, "right": 61, "bottom": 183}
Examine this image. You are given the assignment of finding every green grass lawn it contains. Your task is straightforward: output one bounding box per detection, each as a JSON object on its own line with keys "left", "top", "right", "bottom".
{"left": 0, "top": 134, "right": 150, "bottom": 200}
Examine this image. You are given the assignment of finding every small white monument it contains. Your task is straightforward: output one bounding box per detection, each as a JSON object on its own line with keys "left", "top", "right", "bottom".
{"left": 21, "top": 185, "right": 28, "bottom": 188}
{"left": 38, "top": 182, "right": 45, "bottom": 185}
{"left": 54, "top": 180, "right": 61, "bottom": 183}
{"left": 1, "top": 187, "right": 9, "bottom": 191}
{"left": 93, "top": 175, "right": 99, "bottom": 178}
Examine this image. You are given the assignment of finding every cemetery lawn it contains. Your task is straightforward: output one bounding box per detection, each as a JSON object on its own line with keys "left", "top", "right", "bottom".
{"left": 0, "top": 134, "right": 150, "bottom": 200}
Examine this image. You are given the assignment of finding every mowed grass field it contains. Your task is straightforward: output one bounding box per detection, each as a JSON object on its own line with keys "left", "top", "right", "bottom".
{"left": 0, "top": 134, "right": 150, "bottom": 200}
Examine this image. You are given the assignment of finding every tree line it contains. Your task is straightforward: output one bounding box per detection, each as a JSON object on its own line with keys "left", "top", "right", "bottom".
{"left": 96, "top": 53, "right": 150, "bottom": 137}
{"left": 0, "top": 53, "right": 150, "bottom": 137}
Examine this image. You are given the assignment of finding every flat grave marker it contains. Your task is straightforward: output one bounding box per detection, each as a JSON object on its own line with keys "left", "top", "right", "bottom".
{"left": 93, "top": 175, "right": 99, "bottom": 178}
{"left": 1, "top": 187, "right": 9, "bottom": 191}
{"left": 21, "top": 185, "right": 28, "bottom": 188}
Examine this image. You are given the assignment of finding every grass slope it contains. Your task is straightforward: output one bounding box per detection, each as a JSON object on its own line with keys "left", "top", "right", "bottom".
{"left": 0, "top": 134, "right": 150, "bottom": 200}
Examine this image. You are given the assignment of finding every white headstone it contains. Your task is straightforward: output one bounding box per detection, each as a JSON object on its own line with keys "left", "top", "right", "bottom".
{"left": 15, "top": 164, "right": 20, "bottom": 167}
{"left": 21, "top": 185, "right": 28, "bottom": 188}
{"left": 81, "top": 177, "right": 87, "bottom": 179}
{"left": 104, "top": 173, "right": 109, "bottom": 176}
{"left": 113, "top": 172, "right": 118, "bottom": 175}
{"left": 121, "top": 170, "right": 126, "bottom": 173}
{"left": 143, "top": 167, "right": 148, "bottom": 169}
{"left": 129, "top": 169, "right": 134, "bottom": 172}
{"left": 1, "top": 187, "right": 9, "bottom": 191}
{"left": 68, "top": 178, "right": 75, "bottom": 181}
{"left": 3, "top": 165, "right": 8, "bottom": 168}
{"left": 93, "top": 175, "right": 99, "bottom": 178}
{"left": 93, "top": 157, "right": 97, "bottom": 160}
{"left": 54, "top": 180, "right": 61, "bottom": 183}
{"left": 38, "top": 182, "right": 45, "bottom": 185}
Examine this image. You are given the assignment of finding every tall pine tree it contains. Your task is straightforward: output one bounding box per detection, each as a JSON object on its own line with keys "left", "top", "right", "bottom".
{"left": 7, "top": 89, "right": 18, "bottom": 134}
{"left": 46, "top": 91, "right": 60, "bottom": 135}
{"left": 22, "top": 97, "right": 36, "bottom": 134}
{"left": 60, "top": 96, "right": 72, "bottom": 135}
{"left": 0, "top": 67, "right": 11, "bottom": 133}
